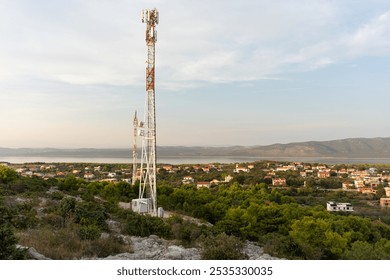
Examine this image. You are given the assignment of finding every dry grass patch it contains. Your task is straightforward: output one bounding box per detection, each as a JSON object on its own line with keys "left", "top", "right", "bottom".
{"left": 16, "top": 225, "right": 132, "bottom": 259}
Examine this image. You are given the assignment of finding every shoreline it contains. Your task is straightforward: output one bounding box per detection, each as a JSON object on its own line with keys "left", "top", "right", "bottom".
{"left": 3, "top": 156, "right": 390, "bottom": 165}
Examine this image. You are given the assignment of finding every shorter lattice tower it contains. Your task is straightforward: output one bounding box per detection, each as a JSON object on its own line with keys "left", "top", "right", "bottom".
{"left": 132, "top": 111, "right": 138, "bottom": 184}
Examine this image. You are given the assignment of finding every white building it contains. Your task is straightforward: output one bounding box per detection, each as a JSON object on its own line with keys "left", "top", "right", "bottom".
{"left": 225, "top": 175, "right": 234, "bottom": 183}
{"left": 326, "top": 201, "right": 353, "bottom": 212}
{"left": 234, "top": 164, "right": 249, "bottom": 173}
{"left": 84, "top": 173, "right": 95, "bottom": 180}
{"left": 131, "top": 198, "right": 151, "bottom": 213}
{"left": 182, "top": 176, "right": 194, "bottom": 184}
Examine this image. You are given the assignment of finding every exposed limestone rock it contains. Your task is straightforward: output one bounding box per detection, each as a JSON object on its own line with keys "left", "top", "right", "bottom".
{"left": 104, "top": 235, "right": 280, "bottom": 260}
{"left": 28, "top": 247, "right": 51, "bottom": 260}
{"left": 19, "top": 234, "right": 281, "bottom": 260}
{"left": 17, "top": 245, "right": 51, "bottom": 260}
{"left": 106, "top": 219, "right": 122, "bottom": 233}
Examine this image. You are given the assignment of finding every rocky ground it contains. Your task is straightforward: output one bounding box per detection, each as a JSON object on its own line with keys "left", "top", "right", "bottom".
{"left": 23, "top": 233, "right": 281, "bottom": 260}
{"left": 13, "top": 194, "right": 281, "bottom": 260}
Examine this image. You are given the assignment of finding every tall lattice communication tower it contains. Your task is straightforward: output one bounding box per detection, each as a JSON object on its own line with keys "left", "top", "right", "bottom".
{"left": 132, "top": 8, "right": 159, "bottom": 217}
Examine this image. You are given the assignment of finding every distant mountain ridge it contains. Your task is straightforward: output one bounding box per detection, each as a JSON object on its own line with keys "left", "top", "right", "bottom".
{"left": 2, "top": 137, "right": 390, "bottom": 158}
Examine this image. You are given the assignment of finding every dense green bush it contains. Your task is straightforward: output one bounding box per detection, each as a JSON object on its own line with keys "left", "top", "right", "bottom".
{"left": 78, "top": 224, "right": 102, "bottom": 240}
{"left": 201, "top": 233, "right": 247, "bottom": 260}
{"left": 74, "top": 201, "right": 108, "bottom": 231}
{"left": 0, "top": 166, "right": 18, "bottom": 184}
{"left": 0, "top": 204, "right": 27, "bottom": 259}
{"left": 125, "top": 211, "right": 171, "bottom": 238}
{"left": 166, "top": 215, "right": 206, "bottom": 246}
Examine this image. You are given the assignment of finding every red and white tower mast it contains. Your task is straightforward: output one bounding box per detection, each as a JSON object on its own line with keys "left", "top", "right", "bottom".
{"left": 138, "top": 8, "right": 159, "bottom": 216}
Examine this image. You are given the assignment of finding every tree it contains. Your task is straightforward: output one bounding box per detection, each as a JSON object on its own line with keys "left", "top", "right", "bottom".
{"left": 60, "top": 175, "right": 84, "bottom": 192}
{"left": 0, "top": 166, "right": 18, "bottom": 184}
{"left": 289, "top": 216, "right": 350, "bottom": 259}
{"left": 58, "top": 197, "right": 76, "bottom": 226}
{"left": 342, "top": 240, "right": 390, "bottom": 260}
{"left": 0, "top": 201, "right": 27, "bottom": 259}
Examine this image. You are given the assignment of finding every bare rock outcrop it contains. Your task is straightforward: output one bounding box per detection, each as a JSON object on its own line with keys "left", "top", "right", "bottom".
{"left": 104, "top": 235, "right": 281, "bottom": 260}
{"left": 104, "top": 235, "right": 201, "bottom": 260}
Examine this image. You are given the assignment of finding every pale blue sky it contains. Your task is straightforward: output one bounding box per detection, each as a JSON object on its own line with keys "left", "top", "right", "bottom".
{"left": 1, "top": 0, "right": 390, "bottom": 148}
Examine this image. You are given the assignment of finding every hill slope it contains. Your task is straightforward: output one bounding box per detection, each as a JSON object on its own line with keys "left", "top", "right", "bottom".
{"left": 2, "top": 137, "right": 390, "bottom": 158}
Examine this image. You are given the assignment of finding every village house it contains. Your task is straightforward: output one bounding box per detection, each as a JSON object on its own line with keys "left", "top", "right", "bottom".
{"left": 192, "top": 166, "right": 200, "bottom": 172}
{"left": 84, "top": 173, "right": 95, "bottom": 180}
{"left": 23, "top": 171, "right": 33, "bottom": 177}
{"left": 380, "top": 198, "right": 390, "bottom": 208}
{"left": 318, "top": 171, "right": 331, "bottom": 178}
{"left": 305, "top": 169, "right": 314, "bottom": 175}
{"left": 162, "top": 165, "right": 173, "bottom": 172}
{"left": 326, "top": 201, "right": 354, "bottom": 212}
{"left": 337, "top": 169, "right": 349, "bottom": 176}
{"left": 224, "top": 175, "right": 234, "bottom": 183}
{"left": 196, "top": 181, "right": 211, "bottom": 189}
{"left": 314, "top": 165, "right": 328, "bottom": 170}
{"left": 294, "top": 162, "right": 304, "bottom": 168}
{"left": 15, "top": 168, "right": 27, "bottom": 173}
{"left": 276, "top": 165, "right": 296, "bottom": 172}
{"left": 384, "top": 187, "right": 390, "bottom": 197}
{"left": 43, "top": 173, "right": 56, "bottom": 180}
{"left": 210, "top": 179, "right": 220, "bottom": 185}
{"left": 366, "top": 176, "right": 381, "bottom": 187}
{"left": 267, "top": 171, "right": 276, "bottom": 176}
{"left": 358, "top": 187, "right": 376, "bottom": 194}
{"left": 354, "top": 180, "right": 365, "bottom": 188}
{"left": 234, "top": 164, "right": 249, "bottom": 173}
{"left": 202, "top": 166, "right": 210, "bottom": 173}
{"left": 94, "top": 166, "right": 102, "bottom": 172}
{"left": 100, "top": 178, "right": 117, "bottom": 183}
{"left": 272, "top": 178, "right": 286, "bottom": 186}
{"left": 182, "top": 176, "right": 194, "bottom": 184}
{"left": 342, "top": 181, "right": 354, "bottom": 190}
{"left": 351, "top": 170, "right": 369, "bottom": 178}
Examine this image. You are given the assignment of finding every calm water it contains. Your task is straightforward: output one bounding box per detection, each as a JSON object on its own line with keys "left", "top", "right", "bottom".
{"left": 3, "top": 156, "right": 390, "bottom": 165}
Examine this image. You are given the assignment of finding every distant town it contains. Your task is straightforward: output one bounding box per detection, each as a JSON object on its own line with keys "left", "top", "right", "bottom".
{"left": 2, "top": 160, "right": 390, "bottom": 210}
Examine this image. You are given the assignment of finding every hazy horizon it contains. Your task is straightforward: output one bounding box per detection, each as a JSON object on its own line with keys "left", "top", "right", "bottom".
{"left": 1, "top": 136, "right": 389, "bottom": 150}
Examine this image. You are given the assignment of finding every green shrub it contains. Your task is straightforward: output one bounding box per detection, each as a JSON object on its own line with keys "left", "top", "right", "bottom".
{"left": 74, "top": 202, "right": 108, "bottom": 231}
{"left": 0, "top": 206, "right": 28, "bottom": 259}
{"left": 83, "top": 236, "right": 131, "bottom": 258}
{"left": 167, "top": 215, "right": 205, "bottom": 246}
{"left": 50, "top": 192, "right": 64, "bottom": 200}
{"left": 201, "top": 233, "right": 248, "bottom": 260}
{"left": 0, "top": 166, "right": 18, "bottom": 184}
{"left": 125, "top": 211, "right": 171, "bottom": 238}
{"left": 78, "top": 224, "right": 101, "bottom": 240}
